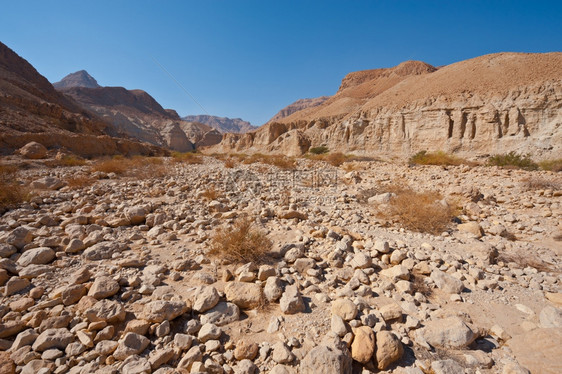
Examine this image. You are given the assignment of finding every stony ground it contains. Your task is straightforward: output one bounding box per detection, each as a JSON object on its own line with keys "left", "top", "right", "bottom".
{"left": 0, "top": 155, "right": 561, "bottom": 374}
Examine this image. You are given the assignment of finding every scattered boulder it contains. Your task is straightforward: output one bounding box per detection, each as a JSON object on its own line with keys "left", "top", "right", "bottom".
{"left": 421, "top": 317, "right": 477, "bottom": 349}
{"left": 375, "top": 331, "right": 403, "bottom": 370}
{"left": 300, "top": 344, "right": 352, "bottom": 374}
{"left": 19, "top": 141, "right": 47, "bottom": 159}
{"left": 351, "top": 326, "right": 375, "bottom": 364}
{"left": 224, "top": 282, "right": 263, "bottom": 309}
{"left": 279, "top": 284, "right": 305, "bottom": 314}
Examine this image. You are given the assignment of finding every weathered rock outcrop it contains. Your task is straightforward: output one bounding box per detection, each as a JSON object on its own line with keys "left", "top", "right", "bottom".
{"left": 211, "top": 53, "right": 562, "bottom": 159}
{"left": 182, "top": 114, "right": 255, "bottom": 133}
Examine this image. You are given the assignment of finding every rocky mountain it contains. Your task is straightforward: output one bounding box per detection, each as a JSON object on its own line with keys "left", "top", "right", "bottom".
{"left": 182, "top": 114, "right": 255, "bottom": 133}
{"left": 53, "top": 70, "right": 100, "bottom": 89}
{"left": 0, "top": 41, "right": 162, "bottom": 157}
{"left": 267, "top": 96, "right": 330, "bottom": 124}
{"left": 57, "top": 74, "right": 222, "bottom": 152}
{"left": 212, "top": 53, "right": 562, "bottom": 159}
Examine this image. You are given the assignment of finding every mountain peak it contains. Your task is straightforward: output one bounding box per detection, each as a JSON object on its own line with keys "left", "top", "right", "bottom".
{"left": 53, "top": 70, "right": 100, "bottom": 89}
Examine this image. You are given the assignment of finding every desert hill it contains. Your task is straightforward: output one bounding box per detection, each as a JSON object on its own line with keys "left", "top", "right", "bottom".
{"left": 0, "top": 41, "right": 163, "bottom": 156}
{"left": 212, "top": 53, "right": 562, "bottom": 159}
{"left": 267, "top": 96, "right": 330, "bottom": 124}
{"left": 53, "top": 70, "right": 100, "bottom": 89}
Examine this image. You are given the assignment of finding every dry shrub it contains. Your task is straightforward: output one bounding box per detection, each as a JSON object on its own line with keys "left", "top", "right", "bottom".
{"left": 209, "top": 217, "right": 273, "bottom": 263}
{"left": 522, "top": 177, "right": 561, "bottom": 191}
{"left": 91, "top": 156, "right": 167, "bottom": 178}
{"left": 65, "top": 175, "right": 95, "bottom": 190}
{"left": 46, "top": 155, "right": 87, "bottom": 167}
{"left": 0, "top": 165, "right": 28, "bottom": 211}
{"left": 539, "top": 159, "right": 562, "bottom": 172}
{"left": 171, "top": 151, "right": 203, "bottom": 164}
{"left": 201, "top": 185, "right": 223, "bottom": 200}
{"left": 243, "top": 153, "right": 295, "bottom": 170}
{"left": 411, "top": 273, "right": 433, "bottom": 298}
{"left": 409, "top": 150, "right": 466, "bottom": 166}
{"left": 554, "top": 233, "right": 562, "bottom": 242}
{"left": 498, "top": 251, "right": 558, "bottom": 273}
{"left": 378, "top": 189, "right": 455, "bottom": 234}
{"left": 224, "top": 158, "right": 236, "bottom": 168}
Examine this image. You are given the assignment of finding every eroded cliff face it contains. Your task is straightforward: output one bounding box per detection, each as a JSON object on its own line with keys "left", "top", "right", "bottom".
{"left": 211, "top": 53, "right": 562, "bottom": 159}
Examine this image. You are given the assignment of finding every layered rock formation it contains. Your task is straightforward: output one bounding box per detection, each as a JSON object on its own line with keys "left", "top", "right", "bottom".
{"left": 0, "top": 41, "right": 163, "bottom": 156}
{"left": 213, "top": 53, "right": 562, "bottom": 159}
{"left": 182, "top": 115, "right": 255, "bottom": 134}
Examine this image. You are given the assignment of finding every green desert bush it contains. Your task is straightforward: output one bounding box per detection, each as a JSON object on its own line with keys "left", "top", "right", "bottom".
{"left": 487, "top": 152, "right": 538, "bottom": 170}
{"left": 409, "top": 150, "right": 465, "bottom": 166}
{"left": 539, "top": 159, "right": 562, "bottom": 172}
{"left": 309, "top": 146, "right": 329, "bottom": 155}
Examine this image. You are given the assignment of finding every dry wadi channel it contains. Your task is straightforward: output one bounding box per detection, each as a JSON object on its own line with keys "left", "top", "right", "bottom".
{"left": 0, "top": 151, "right": 561, "bottom": 374}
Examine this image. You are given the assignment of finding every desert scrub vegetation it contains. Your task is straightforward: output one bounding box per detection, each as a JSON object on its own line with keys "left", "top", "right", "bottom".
{"left": 378, "top": 188, "right": 457, "bottom": 235}
{"left": 200, "top": 185, "right": 223, "bottom": 200}
{"left": 91, "top": 155, "right": 167, "bottom": 178}
{"left": 208, "top": 216, "right": 273, "bottom": 263}
{"left": 46, "top": 155, "right": 87, "bottom": 167}
{"left": 171, "top": 151, "right": 203, "bottom": 164}
{"left": 0, "top": 165, "right": 29, "bottom": 212}
{"left": 522, "top": 176, "right": 561, "bottom": 191}
{"left": 309, "top": 146, "right": 329, "bottom": 155}
{"left": 408, "top": 150, "right": 466, "bottom": 166}
{"left": 487, "top": 152, "right": 538, "bottom": 170}
{"left": 64, "top": 175, "right": 96, "bottom": 190}
{"left": 242, "top": 153, "right": 296, "bottom": 170}
{"left": 539, "top": 158, "right": 562, "bottom": 172}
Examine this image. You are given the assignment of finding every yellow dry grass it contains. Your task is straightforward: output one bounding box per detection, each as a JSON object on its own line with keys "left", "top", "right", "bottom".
{"left": 209, "top": 217, "right": 273, "bottom": 263}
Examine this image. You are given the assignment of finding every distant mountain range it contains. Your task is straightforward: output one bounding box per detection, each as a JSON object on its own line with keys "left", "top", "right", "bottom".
{"left": 182, "top": 114, "right": 255, "bottom": 134}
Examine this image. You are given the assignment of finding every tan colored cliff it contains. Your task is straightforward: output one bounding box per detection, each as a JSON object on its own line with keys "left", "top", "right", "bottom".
{"left": 211, "top": 53, "right": 562, "bottom": 159}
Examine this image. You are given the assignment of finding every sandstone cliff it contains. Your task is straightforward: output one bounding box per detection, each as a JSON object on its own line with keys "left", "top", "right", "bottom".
{"left": 212, "top": 53, "right": 562, "bottom": 159}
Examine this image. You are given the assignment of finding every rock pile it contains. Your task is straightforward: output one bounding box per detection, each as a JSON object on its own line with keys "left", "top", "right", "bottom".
{"left": 0, "top": 155, "right": 560, "bottom": 373}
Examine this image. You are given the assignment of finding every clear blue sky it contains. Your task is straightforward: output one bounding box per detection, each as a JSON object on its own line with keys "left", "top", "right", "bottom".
{"left": 1, "top": 1, "right": 561, "bottom": 125}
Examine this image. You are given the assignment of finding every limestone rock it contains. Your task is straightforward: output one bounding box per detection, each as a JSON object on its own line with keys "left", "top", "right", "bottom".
{"left": 375, "top": 331, "right": 403, "bottom": 370}
{"left": 331, "top": 299, "right": 358, "bottom": 321}
{"left": 224, "top": 282, "right": 263, "bottom": 309}
{"left": 141, "top": 300, "right": 189, "bottom": 323}
{"left": 85, "top": 299, "right": 126, "bottom": 324}
{"left": 279, "top": 284, "right": 305, "bottom": 314}
{"left": 113, "top": 332, "right": 150, "bottom": 360}
{"left": 200, "top": 301, "right": 240, "bottom": 326}
{"left": 17, "top": 247, "right": 55, "bottom": 267}
{"left": 192, "top": 286, "right": 220, "bottom": 313}
{"left": 88, "top": 276, "right": 120, "bottom": 299}
{"left": 539, "top": 306, "right": 562, "bottom": 328}
{"left": 431, "top": 270, "right": 465, "bottom": 294}
{"left": 19, "top": 142, "right": 47, "bottom": 159}
{"left": 422, "top": 317, "right": 477, "bottom": 349}
{"left": 300, "top": 344, "right": 352, "bottom": 374}
{"left": 32, "top": 328, "right": 74, "bottom": 352}
{"left": 351, "top": 326, "right": 375, "bottom": 364}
